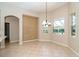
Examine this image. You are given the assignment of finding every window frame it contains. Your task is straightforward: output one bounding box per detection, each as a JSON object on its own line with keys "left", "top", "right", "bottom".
{"left": 53, "top": 18, "right": 65, "bottom": 35}
{"left": 71, "top": 13, "right": 76, "bottom": 36}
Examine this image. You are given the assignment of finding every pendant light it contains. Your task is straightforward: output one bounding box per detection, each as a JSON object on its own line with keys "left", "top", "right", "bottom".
{"left": 42, "top": 2, "right": 51, "bottom": 27}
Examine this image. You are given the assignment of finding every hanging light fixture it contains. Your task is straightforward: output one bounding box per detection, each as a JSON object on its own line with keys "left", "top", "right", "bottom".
{"left": 42, "top": 2, "right": 51, "bottom": 27}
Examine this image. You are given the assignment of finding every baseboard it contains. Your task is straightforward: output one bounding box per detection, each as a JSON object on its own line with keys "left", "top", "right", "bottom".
{"left": 68, "top": 47, "right": 79, "bottom": 56}
{"left": 52, "top": 40, "right": 68, "bottom": 47}
{"left": 38, "top": 39, "right": 51, "bottom": 42}
{"left": 10, "top": 40, "right": 18, "bottom": 43}
{"left": 38, "top": 39, "right": 68, "bottom": 47}
{"left": 23, "top": 38, "right": 79, "bottom": 56}
{"left": 52, "top": 40, "right": 79, "bottom": 56}
{"left": 23, "top": 39, "right": 38, "bottom": 43}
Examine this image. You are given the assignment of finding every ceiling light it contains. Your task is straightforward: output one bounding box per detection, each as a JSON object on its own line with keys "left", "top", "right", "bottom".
{"left": 42, "top": 2, "right": 51, "bottom": 27}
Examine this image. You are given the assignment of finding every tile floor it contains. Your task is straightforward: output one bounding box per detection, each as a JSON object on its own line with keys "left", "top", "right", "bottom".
{"left": 0, "top": 41, "right": 78, "bottom": 57}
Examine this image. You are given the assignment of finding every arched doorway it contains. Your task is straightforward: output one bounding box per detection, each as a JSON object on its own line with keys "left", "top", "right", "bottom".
{"left": 4, "top": 15, "right": 19, "bottom": 45}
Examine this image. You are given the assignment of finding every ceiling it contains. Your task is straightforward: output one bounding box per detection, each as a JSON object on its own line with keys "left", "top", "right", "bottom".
{"left": 0, "top": 2, "right": 67, "bottom": 13}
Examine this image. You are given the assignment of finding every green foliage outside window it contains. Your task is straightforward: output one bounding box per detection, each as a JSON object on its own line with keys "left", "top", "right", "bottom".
{"left": 53, "top": 19, "right": 64, "bottom": 35}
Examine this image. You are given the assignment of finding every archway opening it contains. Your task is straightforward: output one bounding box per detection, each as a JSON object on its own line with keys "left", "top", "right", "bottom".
{"left": 4, "top": 15, "right": 19, "bottom": 45}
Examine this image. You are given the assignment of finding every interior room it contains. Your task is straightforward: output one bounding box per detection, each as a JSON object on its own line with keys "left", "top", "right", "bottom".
{"left": 0, "top": 2, "right": 79, "bottom": 57}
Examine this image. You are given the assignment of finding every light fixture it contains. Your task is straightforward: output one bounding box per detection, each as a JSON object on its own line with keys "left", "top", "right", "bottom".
{"left": 42, "top": 2, "right": 51, "bottom": 27}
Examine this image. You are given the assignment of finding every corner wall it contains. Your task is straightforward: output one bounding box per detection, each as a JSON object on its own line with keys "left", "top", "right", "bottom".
{"left": 38, "top": 4, "right": 69, "bottom": 46}
{"left": 0, "top": 6, "right": 39, "bottom": 46}
{"left": 68, "top": 2, "right": 79, "bottom": 56}
{"left": 51, "top": 4, "right": 69, "bottom": 46}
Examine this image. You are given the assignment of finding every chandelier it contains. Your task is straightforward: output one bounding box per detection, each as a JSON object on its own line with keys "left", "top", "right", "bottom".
{"left": 42, "top": 2, "right": 51, "bottom": 27}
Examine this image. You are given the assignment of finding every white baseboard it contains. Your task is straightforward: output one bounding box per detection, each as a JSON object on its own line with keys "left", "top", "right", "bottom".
{"left": 23, "top": 39, "right": 38, "bottom": 43}
{"left": 68, "top": 47, "right": 79, "bottom": 56}
{"left": 52, "top": 40, "right": 68, "bottom": 47}
{"left": 23, "top": 38, "right": 79, "bottom": 56}
{"left": 10, "top": 40, "right": 18, "bottom": 43}
{"left": 38, "top": 39, "right": 51, "bottom": 42}
{"left": 52, "top": 40, "right": 79, "bottom": 56}
{"left": 38, "top": 39, "right": 68, "bottom": 47}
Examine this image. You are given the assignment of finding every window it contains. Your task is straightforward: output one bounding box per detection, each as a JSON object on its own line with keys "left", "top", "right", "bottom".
{"left": 42, "top": 20, "right": 48, "bottom": 33}
{"left": 71, "top": 13, "right": 76, "bottom": 36}
{"left": 42, "top": 25, "right": 48, "bottom": 33}
{"left": 53, "top": 18, "right": 64, "bottom": 35}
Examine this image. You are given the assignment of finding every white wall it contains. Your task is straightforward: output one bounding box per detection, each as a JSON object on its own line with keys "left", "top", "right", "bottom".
{"left": 1, "top": 3, "right": 79, "bottom": 55}
{"left": 68, "top": 2, "right": 79, "bottom": 55}
{"left": 5, "top": 16, "right": 19, "bottom": 43}
{"left": 38, "top": 3, "right": 79, "bottom": 55}
{"left": 38, "top": 12, "right": 52, "bottom": 41}
{"left": 50, "top": 4, "right": 69, "bottom": 46}
{"left": 38, "top": 4, "right": 69, "bottom": 46}
{"left": 0, "top": 6, "right": 23, "bottom": 45}
{"left": 0, "top": 6, "right": 38, "bottom": 45}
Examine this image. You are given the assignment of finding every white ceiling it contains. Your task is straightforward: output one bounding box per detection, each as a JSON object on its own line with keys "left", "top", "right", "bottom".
{"left": 0, "top": 2, "right": 67, "bottom": 13}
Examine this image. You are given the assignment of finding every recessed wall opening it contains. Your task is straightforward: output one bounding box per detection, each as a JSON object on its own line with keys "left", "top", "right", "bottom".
{"left": 4, "top": 15, "right": 19, "bottom": 45}
{"left": 23, "top": 15, "right": 38, "bottom": 42}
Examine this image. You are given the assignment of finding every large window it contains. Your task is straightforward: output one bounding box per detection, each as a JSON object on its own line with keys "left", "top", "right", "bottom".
{"left": 42, "top": 20, "right": 48, "bottom": 33}
{"left": 53, "top": 18, "right": 64, "bottom": 35}
{"left": 42, "top": 25, "right": 48, "bottom": 33}
{"left": 71, "top": 13, "right": 76, "bottom": 36}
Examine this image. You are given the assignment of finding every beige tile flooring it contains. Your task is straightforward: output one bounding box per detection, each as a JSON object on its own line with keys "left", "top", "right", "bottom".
{"left": 0, "top": 41, "right": 78, "bottom": 57}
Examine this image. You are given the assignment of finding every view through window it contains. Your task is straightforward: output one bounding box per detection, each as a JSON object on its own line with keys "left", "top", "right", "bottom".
{"left": 42, "top": 20, "right": 48, "bottom": 33}
{"left": 53, "top": 18, "right": 64, "bottom": 35}
{"left": 71, "top": 13, "right": 76, "bottom": 36}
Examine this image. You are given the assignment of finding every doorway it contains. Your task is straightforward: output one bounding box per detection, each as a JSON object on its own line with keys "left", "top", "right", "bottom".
{"left": 5, "top": 15, "right": 19, "bottom": 45}
{"left": 5, "top": 22, "right": 10, "bottom": 44}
